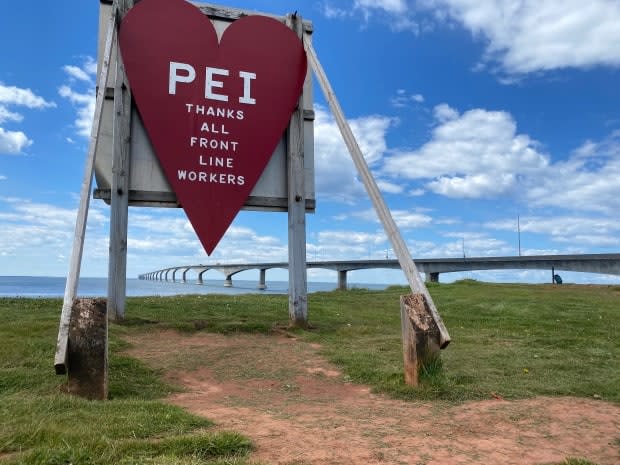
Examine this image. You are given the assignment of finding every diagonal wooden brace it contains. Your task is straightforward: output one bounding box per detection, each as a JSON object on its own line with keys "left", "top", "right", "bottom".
{"left": 303, "top": 37, "right": 451, "bottom": 349}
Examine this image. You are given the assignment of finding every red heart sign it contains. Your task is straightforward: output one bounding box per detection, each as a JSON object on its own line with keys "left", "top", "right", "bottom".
{"left": 119, "top": 0, "right": 307, "bottom": 254}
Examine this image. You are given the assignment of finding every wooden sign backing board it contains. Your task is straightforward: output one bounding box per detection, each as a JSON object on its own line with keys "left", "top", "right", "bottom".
{"left": 56, "top": 1, "right": 312, "bottom": 393}
{"left": 94, "top": 0, "right": 315, "bottom": 213}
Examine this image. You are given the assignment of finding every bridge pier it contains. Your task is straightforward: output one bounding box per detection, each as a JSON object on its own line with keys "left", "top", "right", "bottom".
{"left": 338, "top": 270, "right": 347, "bottom": 290}
{"left": 224, "top": 275, "right": 233, "bottom": 287}
{"left": 258, "top": 269, "right": 267, "bottom": 290}
{"left": 425, "top": 272, "right": 440, "bottom": 283}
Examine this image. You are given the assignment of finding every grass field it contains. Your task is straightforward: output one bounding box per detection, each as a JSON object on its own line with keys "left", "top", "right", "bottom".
{"left": 1, "top": 280, "right": 618, "bottom": 464}
{"left": 0, "top": 298, "right": 252, "bottom": 465}
{"left": 118, "top": 281, "right": 620, "bottom": 402}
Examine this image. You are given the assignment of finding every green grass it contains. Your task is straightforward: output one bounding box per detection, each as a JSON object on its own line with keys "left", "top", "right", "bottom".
{"left": 549, "top": 459, "right": 601, "bottom": 465}
{"left": 1, "top": 281, "right": 619, "bottom": 463}
{"left": 0, "top": 298, "right": 253, "bottom": 465}
{"left": 116, "top": 282, "right": 620, "bottom": 403}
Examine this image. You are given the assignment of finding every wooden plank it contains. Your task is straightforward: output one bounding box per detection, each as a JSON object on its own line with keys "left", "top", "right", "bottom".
{"left": 55, "top": 0, "right": 119, "bottom": 375}
{"left": 107, "top": 0, "right": 133, "bottom": 321}
{"left": 286, "top": 14, "right": 308, "bottom": 327}
{"left": 93, "top": 189, "right": 316, "bottom": 211}
{"left": 304, "top": 39, "right": 451, "bottom": 349}
{"left": 195, "top": 2, "right": 314, "bottom": 32}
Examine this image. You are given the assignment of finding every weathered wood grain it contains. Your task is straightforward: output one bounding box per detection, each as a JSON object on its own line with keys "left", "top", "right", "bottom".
{"left": 66, "top": 298, "right": 108, "bottom": 400}
{"left": 286, "top": 14, "right": 308, "bottom": 327}
{"left": 107, "top": 0, "right": 133, "bottom": 321}
{"left": 400, "top": 294, "right": 441, "bottom": 386}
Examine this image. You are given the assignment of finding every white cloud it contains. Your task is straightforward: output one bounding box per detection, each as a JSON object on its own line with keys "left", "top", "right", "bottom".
{"left": 524, "top": 134, "right": 620, "bottom": 214}
{"left": 382, "top": 105, "right": 619, "bottom": 213}
{"left": 59, "top": 58, "right": 97, "bottom": 137}
{"left": 311, "top": 229, "right": 388, "bottom": 260}
{"left": 326, "top": 1, "right": 620, "bottom": 75}
{"left": 322, "top": 2, "right": 351, "bottom": 19}
{"left": 323, "top": 0, "right": 419, "bottom": 32}
{"left": 0, "top": 107, "right": 23, "bottom": 124}
{"left": 433, "top": 103, "right": 458, "bottom": 122}
{"left": 556, "top": 235, "right": 620, "bottom": 247}
{"left": 0, "top": 175, "right": 6, "bottom": 181}
{"left": 318, "top": 229, "right": 386, "bottom": 245}
{"left": 213, "top": 237, "right": 286, "bottom": 263}
{"left": 58, "top": 85, "right": 95, "bottom": 137}
{"left": 376, "top": 179, "right": 404, "bottom": 194}
{"left": 441, "top": 231, "right": 514, "bottom": 257}
{"left": 314, "top": 105, "right": 394, "bottom": 203}
{"left": 130, "top": 212, "right": 192, "bottom": 236}
{"left": 428, "top": 172, "right": 515, "bottom": 198}
{"left": 319, "top": 101, "right": 619, "bottom": 216}
{"left": 0, "top": 83, "right": 55, "bottom": 109}
{"left": 486, "top": 215, "right": 620, "bottom": 248}
{"left": 402, "top": 232, "right": 514, "bottom": 259}
{"left": 419, "top": 0, "right": 620, "bottom": 74}
{"left": 0, "top": 196, "right": 292, "bottom": 276}
{"left": 83, "top": 56, "right": 98, "bottom": 75}
{"left": 63, "top": 65, "right": 93, "bottom": 82}
{"left": 355, "top": 0, "right": 407, "bottom": 14}
{"left": 392, "top": 209, "right": 433, "bottom": 229}
{"left": 383, "top": 103, "right": 549, "bottom": 198}
{"left": 0, "top": 83, "right": 54, "bottom": 155}
{"left": 391, "top": 89, "right": 425, "bottom": 108}
{"left": 0, "top": 198, "right": 82, "bottom": 261}
{"left": 0, "top": 196, "right": 112, "bottom": 276}
{"left": 127, "top": 209, "right": 291, "bottom": 267}
{"left": 0, "top": 128, "right": 32, "bottom": 155}
{"left": 350, "top": 207, "right": 433, "bottom": 230}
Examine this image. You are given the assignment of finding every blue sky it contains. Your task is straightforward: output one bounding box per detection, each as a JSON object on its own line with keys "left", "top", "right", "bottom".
{"left": 1, "top": 0, "right": 619, "bottom": 285}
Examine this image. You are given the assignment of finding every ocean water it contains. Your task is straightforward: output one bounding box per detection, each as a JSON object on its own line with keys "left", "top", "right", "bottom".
{"left": 0, "top": 276, "right": 387, "bottom": 298}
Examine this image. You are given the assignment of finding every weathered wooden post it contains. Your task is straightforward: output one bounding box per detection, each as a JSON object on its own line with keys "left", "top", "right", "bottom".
{"left": 66, "top": 298, "right": 108, "bottom": 400}
{"left": 286, "top": 13, "right": 309, "bottom": 328}
{"left": 107, "top": 0, "right": 133, "bottom": 321}
{"left": 400, "top": 294, "right": 441, "bottom": 386}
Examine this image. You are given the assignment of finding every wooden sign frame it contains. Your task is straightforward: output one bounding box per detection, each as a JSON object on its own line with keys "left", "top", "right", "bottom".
{"left": 55, "top": 0, "right": 313, "bottom": 375}
{"left": 55, "top": 0, "right": 450, "bottom": 393}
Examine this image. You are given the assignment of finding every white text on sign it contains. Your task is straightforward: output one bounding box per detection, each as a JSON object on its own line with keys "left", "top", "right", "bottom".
{"left": 169, "top": 62, "right": 256, "bottom": 104}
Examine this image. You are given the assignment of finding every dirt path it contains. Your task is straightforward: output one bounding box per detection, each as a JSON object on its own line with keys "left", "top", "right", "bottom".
{"left": 125, "top": 330, "right": 620, "bottom": 465}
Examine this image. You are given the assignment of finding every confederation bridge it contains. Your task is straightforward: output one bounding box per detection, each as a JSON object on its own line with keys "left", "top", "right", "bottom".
{"left": 139, "top": 253, "right": 620, "bottom": 290}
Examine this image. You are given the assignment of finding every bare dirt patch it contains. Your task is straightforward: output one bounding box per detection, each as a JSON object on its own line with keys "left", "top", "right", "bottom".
{"left": 124, "top": 330, "right": 620, "bottom": 465}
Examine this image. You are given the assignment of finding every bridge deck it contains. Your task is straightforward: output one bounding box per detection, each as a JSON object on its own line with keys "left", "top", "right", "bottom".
{"left": 139, "top": 254, "right": 620, "bottom": 287}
